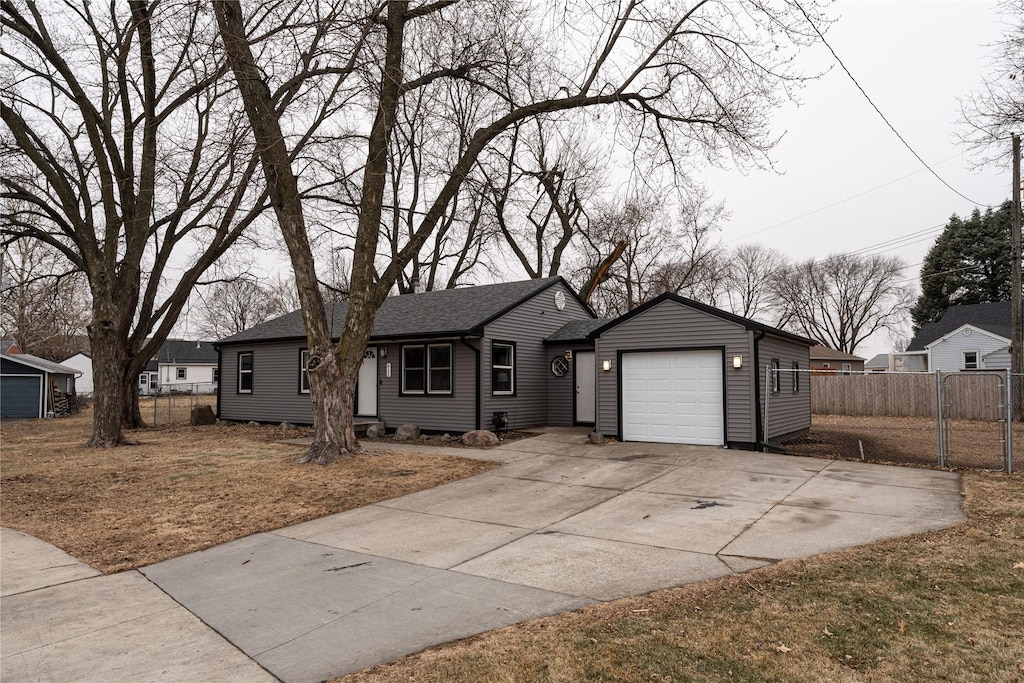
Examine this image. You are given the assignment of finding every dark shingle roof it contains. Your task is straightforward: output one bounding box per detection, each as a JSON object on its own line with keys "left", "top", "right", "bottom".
{"left": 545, "top": 318, "right": 610, "bottom": 343}
{"left": 218, "top": 277, "right": 579, "bottom": 345}
{"left": 156, "top": 340, "right": 219, "bottom": 364}
{"left": 906, "top": 301, "right": 1012, "bottom": 351}
{"left": 1, "top": 353, "right": 80, "bottom": 375}
{"left": 809, "top": 345, "right": 865, "bottom": 362}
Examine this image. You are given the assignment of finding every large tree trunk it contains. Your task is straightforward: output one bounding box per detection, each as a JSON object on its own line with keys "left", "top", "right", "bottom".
{"left": 85, "top": 311, "right": 138, "bottom": 447}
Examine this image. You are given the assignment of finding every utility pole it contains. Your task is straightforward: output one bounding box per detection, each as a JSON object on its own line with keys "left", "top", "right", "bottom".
{"left": 1012, "top": 133, "right": 1022, "bottom": 420}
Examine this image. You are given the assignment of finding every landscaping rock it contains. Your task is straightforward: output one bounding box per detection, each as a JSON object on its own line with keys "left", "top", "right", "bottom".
{"left": 365, "top": 424, "right": 385, "bottom": 438}
{"left": 394, "top": 424, "right": 420, "bottom": 441}
{"left": 463, "top": 429, "right": 499, "bottom": 447}
{"left": 588, "top": 431, "right": 604, "bottom": 445}
{"left": 247, "top": 421, "right": 260, "bottom": 427}
{"left": 441, "top": 433, "right": 452, "bottom": 442}
{"left": 190, "top": 405, "right": 216, "bottom": 426}
{"left": 216, "top": 419, "right": 231, "bottom": 426}
{"left": 280, "top": 421, "right": 296, "bottom": 430}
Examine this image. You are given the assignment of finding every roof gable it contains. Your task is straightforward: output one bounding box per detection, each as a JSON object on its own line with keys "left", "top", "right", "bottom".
{"left": 1, "top": 353, "right": 81, "bottom": 375}
{"left": 924, "top": 323, "right": 1010, "bottom": 350}
{"left": 907, "top": 301, "right": 1011, "bottom": 351}
{"left": 589, "top": 292, "right": 815, "bottom": 346}
{"left": 217, "top": 277, "right": 591, "bottom": 345}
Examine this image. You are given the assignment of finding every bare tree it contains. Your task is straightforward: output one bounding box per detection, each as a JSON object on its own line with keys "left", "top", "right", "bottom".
{"left": 721, "top": 243, "right": 789, "bottom": 322}
{"left": 192, "top": 277, "right": 294, "bottom": 340}
{"left": 1, "top": 2, "right": 270, "bottom": 445}
{"left": 1, "top": 237, "right": 90, "bottom": 361}
{"left": 773, "top": 253, "right": 913, "bottom": 354}
{"left": 216, "top": 0, "right": 829, "bottom": 463}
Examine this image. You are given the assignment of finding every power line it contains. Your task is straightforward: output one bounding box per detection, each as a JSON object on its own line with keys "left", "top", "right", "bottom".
{"left": 796, "top": 4, "right": 996, "bottom": 209}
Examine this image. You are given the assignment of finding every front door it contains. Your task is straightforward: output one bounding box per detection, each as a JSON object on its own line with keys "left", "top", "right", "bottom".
{"left": 575, "top": 351, "right": 596, "bottom": 424}
{"left": 356, "top": 347, "right": 378, "bottom": 417}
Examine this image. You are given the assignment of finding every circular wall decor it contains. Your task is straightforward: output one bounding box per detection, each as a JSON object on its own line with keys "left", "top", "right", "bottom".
{"left": 554, "top": 290, "right": 566, "bottom": 310}
{"left": 551, "top": 356, "right": 570, "bottom": 377}
{"left": 963, "top": 328, "right": 972, "bottom": 336}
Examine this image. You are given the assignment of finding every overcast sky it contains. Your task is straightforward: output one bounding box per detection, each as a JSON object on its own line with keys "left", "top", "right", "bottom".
{"left": 703, "top": 0, "right": 1013, "bottom": 357}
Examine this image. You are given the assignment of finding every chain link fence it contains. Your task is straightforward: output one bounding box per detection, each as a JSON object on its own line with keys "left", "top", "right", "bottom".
{"left": 766, "top": 369, "right": 1018, "bottom": 472}
{"left": 140, "top": 383, "right": 218, "bottom": 425}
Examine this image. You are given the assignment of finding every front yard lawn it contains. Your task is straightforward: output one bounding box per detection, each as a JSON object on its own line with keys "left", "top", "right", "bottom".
{"left": 0, "top": 409, "right": 498, "bottom": 573}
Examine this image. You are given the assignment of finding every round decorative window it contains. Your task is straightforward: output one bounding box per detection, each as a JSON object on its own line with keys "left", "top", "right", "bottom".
{"left": 551, "top": 356, "right": 570, "bottom": 377}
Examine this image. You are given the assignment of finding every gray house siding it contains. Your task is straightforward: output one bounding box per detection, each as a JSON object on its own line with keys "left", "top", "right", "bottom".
{"left": 482, "top": 281, "right": 594, "bottom": 430}
{"left": 758, "top": 334, "right": 812, "bottom": 440}
{"left": 376, "top": 339, "right": 478, "bottom": 433}
{"left": 929, "top": 327, "right": 1009, "bottom": 372}
{"left": 982, "top": 346, "right": 1011, "bottom": 369}
{"left": 218, "top": 342, "right": 315, "bottom": 424}
{"left": 545, "top": 343, "right": 594, "bottom": 426}
{"left": 594, "top": 299, "right": 755, "bottom": 444}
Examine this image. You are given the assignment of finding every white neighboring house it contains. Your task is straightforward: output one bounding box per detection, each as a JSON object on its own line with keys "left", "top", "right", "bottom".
{"left": 139, "top": 340, "right": 218, "bottom": 395}
{"left": 60, "top": 352, "right": 94, "bottom": 395}
{"left": 894, "top": 301, "right": 1011, "bottom": 372}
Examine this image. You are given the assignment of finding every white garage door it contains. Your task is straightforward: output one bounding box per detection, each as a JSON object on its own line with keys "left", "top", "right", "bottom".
{"left": 622, "top": 350, "right": 724, "bottom": 445}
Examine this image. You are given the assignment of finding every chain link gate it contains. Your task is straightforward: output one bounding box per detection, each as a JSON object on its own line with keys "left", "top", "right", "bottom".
{"left": 937, "top": 371, "right": 1013, "bottom": 472}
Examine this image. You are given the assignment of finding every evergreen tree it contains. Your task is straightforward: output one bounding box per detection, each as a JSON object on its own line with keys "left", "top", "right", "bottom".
{"left": 911, "top": 201, "right": 1013, "bottom": 331}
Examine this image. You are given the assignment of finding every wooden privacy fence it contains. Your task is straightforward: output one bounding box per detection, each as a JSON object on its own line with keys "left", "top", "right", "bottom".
{"left": 811, "top": 372, "right": 1007, "bottom": 420}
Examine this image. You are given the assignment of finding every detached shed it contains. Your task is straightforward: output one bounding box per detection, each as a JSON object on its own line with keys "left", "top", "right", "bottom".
{"left": 1, "top": 353, "right": 81, "bottom": 419}
{"left": 591, "top": 293, "right": 813, "bottom": 449}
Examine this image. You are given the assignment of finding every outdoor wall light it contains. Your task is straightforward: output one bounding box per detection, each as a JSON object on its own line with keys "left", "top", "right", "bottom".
{"left": 602, "top": 359, "right": 612, "bottom": 372}
{"left": 733, "top": 355, "right": 743, "bottom": 369}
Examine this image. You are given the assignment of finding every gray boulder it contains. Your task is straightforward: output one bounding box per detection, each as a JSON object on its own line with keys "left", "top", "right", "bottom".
{"left": 463, "top": 429, "right": 499, "bottom": 447}
{"left": 588, "top": 431, "right": 604, "bottom": 445}
{"left": 394, "top": 424, "right": 420, "bottom": 441}
{"left": 280, "top": 421, "right": 296, "bottom": 430}
{"left": 190, "top": 405, "right": 216, "bottom": 426}
{"left": 365, "top": 424, "right": 385, "bottom": 438}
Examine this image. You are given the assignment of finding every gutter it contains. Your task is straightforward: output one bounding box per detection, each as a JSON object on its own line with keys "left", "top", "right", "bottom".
{"left": 460, "top": 336, "right": 481, "bottom": 431}
{"left": 752, "top": 329, "right": 766, "bottom": 451}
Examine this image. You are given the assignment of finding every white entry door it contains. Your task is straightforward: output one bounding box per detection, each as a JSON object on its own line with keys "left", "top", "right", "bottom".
{"left": 621, "top": 350, "right": 723, "bottom": 445}
{"left": 575, "top": 351, "right": 596, "bottom": 423}
{"left": 356, "top": 347, "right": 378, "bottom": 417}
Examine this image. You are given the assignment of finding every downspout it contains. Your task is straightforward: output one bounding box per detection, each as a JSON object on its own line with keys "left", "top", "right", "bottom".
{"left": 752, "top": 329, "right": 766, "bottom": 450}
{"left": 214, "top": 343, "right": 222, "bottom": 420}
{"left": 460, "top": 336, "right": 481, "bottom": 431}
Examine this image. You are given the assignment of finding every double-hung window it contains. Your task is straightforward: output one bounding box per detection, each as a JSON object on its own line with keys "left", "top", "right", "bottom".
{"left": 491, "top": 342, "right": 515, "bottom": 395}
{"left": 238, "top": 352, "right": 253, "bottom": 393}
{"left": 963, "top": 351, "right": 979, "bottom": 370}
{"left": 299, "top": 350, "right": 310, "bottom": 393}
{"left": 402, "top": 344, "right": 452, "bottom": 394}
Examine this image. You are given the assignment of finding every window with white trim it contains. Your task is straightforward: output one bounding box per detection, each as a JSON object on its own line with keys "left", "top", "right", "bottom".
{"left": 491, "top": 342, "right": 515, "bottom": 395}
{"left": 176, "top": 367, "right": 187, "bottom": 380}
{"left": 841, "top": 362, "right": 852, "bottom": 375}
{"left": 963, "top": 350, "right": 979, "bottom": 370}
{"left": 238, "top": 352, "right": 253, "bottom": 393}
{"left": 300, "top": 350, "right": 310, "bottom": 393}
{"left": 402, "top": 344, "right": 452, "bottom": 395}
{"left": 771, "top": 358, "right": 781, "bottom": 394}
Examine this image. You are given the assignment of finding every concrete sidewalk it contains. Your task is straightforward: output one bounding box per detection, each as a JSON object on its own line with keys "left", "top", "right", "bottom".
{"left": 2, "top": 431, "right": 966, "bottom": 682}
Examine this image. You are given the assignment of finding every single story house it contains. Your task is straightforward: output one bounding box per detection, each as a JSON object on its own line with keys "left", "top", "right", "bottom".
{"left": 216, "top": 277, "right": 814, "bottom": 449}
{"left": 1, "top": 353, "right": 80, "bottom": 419}
{"left": 894, "top": 301, "right": 1012, "bottom": 372}
{"left": 864, "top": 353, "right": 891, "bottom": 373}
{"left": 60, "top": 352, "right": 94, "bottom": 395}
{"left": 808, "top": 345, "right": 865, "bottom": 374}
{"left": 139, "top": 340, "right": 219, "bottom": 395}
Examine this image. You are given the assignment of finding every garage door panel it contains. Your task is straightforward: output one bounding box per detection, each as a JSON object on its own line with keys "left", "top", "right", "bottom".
{"left": 1, "top": 376, "right": 42, "bottom": 419}
{"left": 622, "top": 350, "right": 723, "bottom": 446}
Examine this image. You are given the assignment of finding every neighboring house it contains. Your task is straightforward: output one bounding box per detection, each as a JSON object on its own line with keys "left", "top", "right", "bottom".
{"left": 217, "top": 277, "right": 814, "bottom": 449}
{"left": 808, "top": 345, "right": 865, "bottom": 374}
{"left": 894, "top": 301, "right": 1012, "bottom": 372}
{"left": 60, "top": 352, "right": 94, "bottom": 395}
{"left": 864, "top": 353, "right": 891, "bottom": 373}
{"left": 139, "top": 340, "right": 219, "bottom": 394}
{"left": 1, "top": 338, "right": 22, "bottom": 354}
{"left": 1, "top": 353, "right": 80, "bottom": 419}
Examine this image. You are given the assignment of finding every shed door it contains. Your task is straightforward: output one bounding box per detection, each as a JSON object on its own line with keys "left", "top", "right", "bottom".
{"left": 1, "top": 376, "right": 42, "bottom": 419}
{"left": 621, "top": 350, "right": 724, "bottom": 445}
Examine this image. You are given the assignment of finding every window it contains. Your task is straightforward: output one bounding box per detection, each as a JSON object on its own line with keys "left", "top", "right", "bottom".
{"left": 491, "top": 342, "right": 516, "bottom": 395}
{"left": 238, "top": 352, "right": 253, "bottom": 393}
{"left": 792, "top": 361, "right": 800, "bottom": 393}
{"left": 139, "top": 374, "right": 148, "bottom": 388}
{"left": 402, "top": 343, "right": 452, "bottom": 395}
{"left": 299, "top": 350, "right": 310, "bottom": 393}
{"left": 176, "top": 367, "right": 187, "bottom": 380}
{"left": 841, "top": 362, "right": 852, "bottom": 375}
{"left": 213, "top": 368, "right": 219, "bottom": 383}
{"left": 551, "top": 356, "right": 570, "bottom": 377}
{"left": 963, "top": 351, "right": 979, "bottom": 370}
{"left": 771, "top": 358, "right": 780, "bottom": 394}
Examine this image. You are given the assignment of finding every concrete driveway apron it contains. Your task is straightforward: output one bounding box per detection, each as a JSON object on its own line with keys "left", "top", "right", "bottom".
{"left": 139, "top": 430, "right": 965, "bottom": 683}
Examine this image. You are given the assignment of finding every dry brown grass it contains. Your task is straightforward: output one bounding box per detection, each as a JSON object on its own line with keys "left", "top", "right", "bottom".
{"left": 338, "top": 471, "right": 1024, "bottom": 683}
{"left": 785, "top": 414, "right": 1022, "bottom": 470}
{"left": 0, "top": 408, "right": 498, "bottom": 573}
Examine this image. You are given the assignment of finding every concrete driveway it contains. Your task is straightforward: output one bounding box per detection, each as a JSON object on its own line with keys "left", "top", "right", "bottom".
{"left": 2, "top": 430, "right": 965, "bottom": 683}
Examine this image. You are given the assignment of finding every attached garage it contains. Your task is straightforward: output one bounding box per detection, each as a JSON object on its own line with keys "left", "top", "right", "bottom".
{"left": 593, "top": 294, "right": 813, "bottom": 449}
{"left": 621, "top": 350, "right": 724, "bottom": 445}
